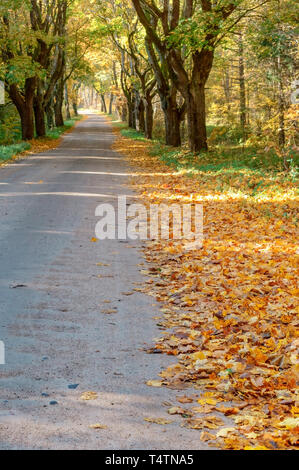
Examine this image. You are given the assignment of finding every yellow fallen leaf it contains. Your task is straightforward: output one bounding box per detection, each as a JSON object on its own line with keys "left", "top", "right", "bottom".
{"left": 192, "top": 351, "right": 206, "bottom": 361}
{"left": 80, "top": 391, "right": 98, "bottom": 400}
{"left": 89, "top": 423, "right": 107, "bottom": 429}
{"left": 200, "top": 431, "right": 217, "bottom": 442}
{"left": 244, "top": 432, "right": 258, "bottom": 439}
{"left": 216, "top": 427, "right": 236, "bottom": 438}
{"left": 184, "top": 416, "right": 224, "bottom": 430}
{"left": 167, "top": 406, "right": 185, "bottom": 415}
{"left": 197, "top": 398, "right": 218, "bottom": 406}
{"left": 144, "top": 417, "right": 172, "bottom": 425}
{"left": 276, "top": 417, "right": 299, "bottom": 429}
{"left": 146, "top": 380, "right": 163, "bottom": 387}
{"left": 192, "top": 405, "right": 215, "bottom": 414}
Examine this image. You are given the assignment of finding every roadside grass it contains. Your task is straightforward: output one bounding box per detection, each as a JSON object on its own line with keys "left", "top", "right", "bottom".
{"left": 46, "top": 118, "right": 81, "bottom": 139}
{"left": 0, "top": 142, "right": 31, "bottom": 161}
{"left": 116, "top": 124, "right": 298, "bottom": 214}
{"left": 0, "top": 116, "right": 82, "bottom": 164}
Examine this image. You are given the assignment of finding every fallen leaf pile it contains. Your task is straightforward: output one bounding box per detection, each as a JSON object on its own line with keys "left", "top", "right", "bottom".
{"left": 112, "top": 128, "right": 299, "bottom": 450}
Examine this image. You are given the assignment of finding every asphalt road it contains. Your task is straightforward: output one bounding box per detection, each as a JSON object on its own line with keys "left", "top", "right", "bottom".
{"left": 0, "top": 114, "right": 208, "bottom": 449}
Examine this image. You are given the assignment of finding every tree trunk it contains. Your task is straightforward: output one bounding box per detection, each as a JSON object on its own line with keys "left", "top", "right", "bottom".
{"left": 138, "top": 98, "right": 145, "bottom": 133}
{"left": 101, "top": 94, "right": 107, "bottom": 113}
{"left": 20, "top": 106, "right": 35, "bottom": 141}
{"left": 46, "top": 99, "right": 55, "bottom": 129}
{"left": 54, "top": 78, "right": 64, "bottom": 127}
{"left": 33, "top": 79, "right": 47, "bottom": 137}
{"left": 109, "top": 93, "right": 114, "bottom": 115}
{"left": 180, "top": 50, "right": 214, "bottom": 152}
{"left": 161, "top": 91, "right": 181, "bottom": 147}
{"left": 65, "top": 84, "right": 71, "bottom": 119}
{"left": 121, "top": 104, "right": 127, "bottom": 122}
{"left": 277, "top": 56, "right": 285, "bottom": 147}
{"left": 186, "top": 84, "right": 207, "bottom": 152}
{"left": 34, "top": 99, "right": 46, "bottom": 137}
{"left": 73, "top": 102, "right": 78, "bottom": 116}
{"left": 144, "top": 97, "right": 154, "bottom": 139}
{"left": 9, "top": 78, "right": 36, "bottom": 141}
{"left": 238, "top": 34, "right": 247, "bottom": 141}
{"left": 164, "top": 106, "right": 181, "bottom": 147}
{"left": 127, "top": 99, "right": 136, "bottom": 129}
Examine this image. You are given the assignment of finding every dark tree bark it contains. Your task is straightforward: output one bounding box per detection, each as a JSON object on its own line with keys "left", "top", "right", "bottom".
{"left": 144, "top": 96, "right": 154, "bottom": 139}
{"left": 31, "top": 1, "right": 67, "bottom": 133}
{"left": 145, "top": 38, "right": 183, "bottom": 146}
{"left": 185, "top": 82, "right": 207, "bottom": 152}
{"left": 127, "top": 98, "right": 137, "bottom": 129}
{"left": 162, "top": 89, "right": 182, "bottom": 146}
{"left": 1, "top": 1, "right": 67, "bottom": 139}
{"left": 9, "top": 78, "right": 37, "bottom": 140}
{"left": 132, "top": 0, "right": 239, "bottom": 152}
{"left": 33, "top": 79, "right": 46, "bottom": 137}
{"left": 137, "top": 97, "right": 145, "bottom": 133}
{"left": 54, "top": 77, "right": 64, "bottom": 127}
{"left": 167, "top": 45, "right": 213, "bottom": 152}
{"left": 65, "top": 84, "right": 71, "bottom": 119}
{"left": 34, "top": 98, "right": 47, "bottom": 137}
{"left": 19, "top": 104, "right": 35, "bottom": 140}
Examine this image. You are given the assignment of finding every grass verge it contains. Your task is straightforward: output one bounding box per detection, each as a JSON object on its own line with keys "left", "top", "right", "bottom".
{"left": 116, "top": 124, "right": 298, "bottom": 212}
{"left": 0, "top": 116, "right": 82, "bottom": 165}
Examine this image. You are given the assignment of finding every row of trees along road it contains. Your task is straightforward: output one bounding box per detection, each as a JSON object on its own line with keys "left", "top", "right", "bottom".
{"left": 0, "top": 0, "right": 297, "bottom": 153}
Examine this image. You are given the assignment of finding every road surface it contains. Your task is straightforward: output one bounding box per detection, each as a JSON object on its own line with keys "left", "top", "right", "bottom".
{"left": 0, "top": 114, "right": 207, "bottom": 449}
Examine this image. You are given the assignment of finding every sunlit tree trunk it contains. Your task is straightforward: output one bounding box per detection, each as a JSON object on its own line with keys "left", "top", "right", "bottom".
{"left": 109, "top": 93, "right": 114, "bottom": 114}
{"left": 101, "top": 94, "right": 107, "bottom": 113}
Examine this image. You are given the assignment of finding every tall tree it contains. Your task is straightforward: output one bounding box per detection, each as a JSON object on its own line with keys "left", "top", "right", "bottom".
{"left": 132, "top": 0, "right": 265, "bottom": 151}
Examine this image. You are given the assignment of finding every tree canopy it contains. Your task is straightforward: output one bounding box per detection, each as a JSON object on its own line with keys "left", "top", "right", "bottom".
{"left": 0, "top": 0, "right": 297, "bottom": 156}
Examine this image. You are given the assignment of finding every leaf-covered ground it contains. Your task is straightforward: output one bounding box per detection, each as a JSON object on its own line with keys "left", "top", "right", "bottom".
{"left": 112, "top": 125, "right": 298, "bottom": 450}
